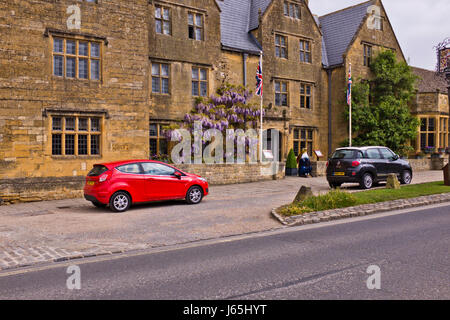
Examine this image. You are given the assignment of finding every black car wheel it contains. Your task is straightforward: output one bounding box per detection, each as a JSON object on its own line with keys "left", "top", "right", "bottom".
{"left": 186, "top": 186, "right": 203, "bottom": 205}
{"left": 400, "top": 170, "right": 412, "bottom": 185}
{"left": 109, "top": 191, "right": 131, "bottom": 212}
{"left": 360, "top": 173, "right": 374, "bottom": 189}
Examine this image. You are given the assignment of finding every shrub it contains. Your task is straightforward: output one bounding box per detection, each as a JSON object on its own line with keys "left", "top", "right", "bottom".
{"left": 286, "top": 149, "right": 297, "bottom": 169}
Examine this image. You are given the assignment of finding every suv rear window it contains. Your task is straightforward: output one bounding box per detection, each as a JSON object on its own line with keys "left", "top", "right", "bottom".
{"left": 332, "top": 150, "right": 360, "bottom": 159}
{"left": 87, "top": 165, "right": 109, "bottom": 177}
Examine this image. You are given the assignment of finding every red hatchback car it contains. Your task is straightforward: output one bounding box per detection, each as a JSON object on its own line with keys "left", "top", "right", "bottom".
{"left": 84, "top": 160, "right": 209, "bottom": 212}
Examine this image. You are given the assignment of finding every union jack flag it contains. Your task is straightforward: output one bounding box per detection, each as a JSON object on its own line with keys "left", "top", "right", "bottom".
{"left": 256, "top": 58, "right": 263, "bottom": 96}
{"left": 347, "top": 64, "right": 352, "bottom": 106}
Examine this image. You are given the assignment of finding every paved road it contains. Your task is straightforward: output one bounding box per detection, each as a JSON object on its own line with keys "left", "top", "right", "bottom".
{"left": 1, "top": 204, "right": 448, "bottom": 300}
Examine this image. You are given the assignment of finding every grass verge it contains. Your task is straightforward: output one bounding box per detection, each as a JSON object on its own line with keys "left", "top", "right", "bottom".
{"left": 279, "top": 181, "right": 450, "bottom": 217}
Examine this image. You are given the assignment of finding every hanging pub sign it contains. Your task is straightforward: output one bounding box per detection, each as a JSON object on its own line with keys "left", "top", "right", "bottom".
{"left": 437, "top": 38, "right": 450, "bottom": 73}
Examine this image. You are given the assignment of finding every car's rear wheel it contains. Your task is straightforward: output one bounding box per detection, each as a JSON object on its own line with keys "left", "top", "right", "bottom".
{"left": 400, "top": 170, "right": 412, "bottom": 185}
{"left": 109, "top": 191, "right": 131, "bottom": 212}
{"left": 360, "top": 173, "right": 374, "bottom": 189}
{"left": 186, "top": 186, "right": 203, "bottom": 205}
{"left": 91, "top": 201, "right": 106, "bottom": 208}
{"left": 329, "top": 182, "right": 342, "bottom": 189}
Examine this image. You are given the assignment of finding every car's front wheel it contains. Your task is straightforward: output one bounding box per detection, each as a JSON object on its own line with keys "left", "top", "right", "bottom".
{"left": 109, "top": 191, "right": 131, "bottom": 212}
{"left": 186, "top": 186, "right": 203, "bottom": 205}
{"left": 400, "top": 170, "right": 412, "bottom": 185}
{"left": 360, "top": 173, "right": 374, "bottom": 189}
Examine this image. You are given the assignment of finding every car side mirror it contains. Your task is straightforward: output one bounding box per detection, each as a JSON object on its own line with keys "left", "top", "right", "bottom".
{"left": 392, "top": 154, "right": 400, "bottom": 161}
{"left": 173, "top": 172, "right": 182, "bottom": 179}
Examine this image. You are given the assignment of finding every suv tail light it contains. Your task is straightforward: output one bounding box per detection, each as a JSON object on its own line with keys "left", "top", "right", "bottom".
{"left": 352, "top": 160, "right": 361, "bottom": 167}
{"left": 326, "top": 161, "right": 329, "bottom": 167}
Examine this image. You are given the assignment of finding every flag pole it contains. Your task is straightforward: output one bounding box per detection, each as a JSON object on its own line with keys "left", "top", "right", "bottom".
{"left": 349, "top": 63, "right": 352, "bottom": 148}
{"left": 259, "top": 51, "right": 263, "bottom": 162}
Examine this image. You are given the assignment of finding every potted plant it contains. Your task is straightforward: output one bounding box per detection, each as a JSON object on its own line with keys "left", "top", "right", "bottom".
{"left": 285, "top": 149, "right": 298, "bottom": 176}
{"left": 423, "top": 146, "right": 435, "bottom": 154}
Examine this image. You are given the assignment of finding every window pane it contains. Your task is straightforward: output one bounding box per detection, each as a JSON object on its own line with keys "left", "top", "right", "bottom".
{"left": 281, "top": 82, "right": 287, "bottom": 92}
{"left": 293, "top": 141, "right": 299, "bottom": 156}
{"left": 152, "top": 77, "right": 160, "bottom": 93}
{"left": 289, "top": 4, "right": 294, "bottom": 17}
{"left": 284, "top": 2, "right": 289, "bottom": 16}
{"left": 161, "top": 64, "right": 169, "bottom": 76}
{"left": 52, "top": 134, "right": 62, "bottom": 155}
{"left": 306, "top": 85, "right": 311, "bottom": 95}
{"left": 275, "top": 47, "right": 280, "bottom": 58}
{"left": 79, "top": 58, "right": 88, "bottom": 79}
{"left": 195, "top": 14, "right": 202, "bottom": 27}
{"left": 91, "top": 60, "right": 100, "bottom": 80}
{"left": 161, "top": 78, "right": 169, "bottom": 94}
{"left": 294, "top": 129, "right": 299, "bottom": 139}
{"left": 188, "top": 26, "right": 195, "bottom": 39}
{"left": 420, "top": 133, "right": 426, "bottom": 149}
{"left": 281, "top": 48, "right": 286, "bottom": 58}
{"left": 91, "top": 43, "right": 100, "bottom": 58}
{"left": 54, "top": 38, "right": 64, "bottom": 53}
{"left": 65, "top": 118, "right": 75, "bottom": 131}
{"left": 300, "top": 41, "right": 304, "bottom": 50}
{"left": 428, "top": 118, "right": 435, "bottom": 131}
{"left": 152, "top": 63, "right": 160, "bottom": 76}
{"left": 275, "top": 93, "right": 281, "bottom": 106}
{"left": 275, "top": 81, "right": 280, "bottom": 92}
{"left": 188, "top": 13, "right": 194, "bottom": 25}
{"left": 192, "top": 68, "right": 199, "bottom": 80}
{"left": 300, "top": 84, "right": 305, "bottom": 94}
{"left": 53, "top": 56, "right": 63, "bottom": 76}
{"left": 192, "top": 81, "right": 199, "bottom": 96}
{"left": 428, "top": 133, "right": 435, "bottom": 147}
{"left": 155, "top": 20, "right": 162, "bottom": 34}
{"left": 195, "top": 28, "right": 202, "bottom": 40}
{"left": 295, "top": 5, "right": 300, "bottom": 19}
{"left": 65, "top": 134, "right": 75, "bottom": 155}
{"left": 301, "top": 130, "right": 306, "bottom": 139}
{"left": 300, "top": 96, "right": 305, "bottom": 108}
{"left": 150, "top": 124, "right": 158, "bottom": 136}
{"left": 282, "top": 94, "right": 288, "bottom": 106}
{"left": 163, "top": 21, "right": 170, "bottom": 35}
{"left": 300, "top": 52, "right": 304, "bottom": 62}
{"left": 163, "top": 8, "right": 170, "bottom": 20}
{"left": 308, "top": 130, "right": 313, "bottom": 140}
{"left": 159, "top": 138, "right": 168, "bottom": 155}
{"left": 66, "top": 40, "right": 76, "bottom": 55}
{"left": 52, "top": 117, "right": 62, "bottom": 131}
{"left": 275, "top": 36, "right": 280, "bottom": 45}
{"left": 79, "top": 42, "right": 88, "bottom": 56}
{"left": 78, "top": 135, "right": 88, "bottom": 155}
{"left": 305, "top": 42, "right": 310, "bottom": 51}
{"left": 79, "top": 118, "right": 88, "bottom": 131}
{"left": 91, "top": 118, "right": 100, "bottom": 132}
{"left": 91, "top": 135, "right": 100, "bottom": 155}
{"left": 155, "top": 7, "right": 161, "bottom": 19}
{"left": 280, "top": 36, "right": 285, "bottom": 46}
{"left": 66, "top": 57, "right": 76, "bottom": 78}
{"left": 420, "top": 118, "right": 427, "bottom": 131}
{"left": 306, "top": 96, "right": 310, "bottom": 109}
{"left": 150, "top": 139, "right": 157, "bottom": 155}
{"left": 306, "top": 52, "right": 311, "bottom": 63}
{"left": 200, "top": 69, "right": 207, "bottom": 80}
{"left": 200, "top": 82, "right": 207, "bottom": 97}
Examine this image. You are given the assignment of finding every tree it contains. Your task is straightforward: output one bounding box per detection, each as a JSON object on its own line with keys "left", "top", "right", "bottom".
{"left": 345, "top": 50, "right": 419, "bottom": 156}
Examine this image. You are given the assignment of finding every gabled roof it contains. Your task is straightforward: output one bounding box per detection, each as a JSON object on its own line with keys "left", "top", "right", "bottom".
{"left": 248, "top": 0, "right": 272, "bottom": 31}
{"left": 319, "top": 0, "right": 374, "bottom": 67}
{"left": 218, "top": 0, "right": 262, "bottom": 54}
{"left": 412, "top": 67, "right": 448, "bottom": 93}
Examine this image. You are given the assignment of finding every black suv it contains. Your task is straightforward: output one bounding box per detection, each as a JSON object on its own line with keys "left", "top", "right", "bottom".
{"left": 326, "top": 147, "right": 413, "bottom": 189}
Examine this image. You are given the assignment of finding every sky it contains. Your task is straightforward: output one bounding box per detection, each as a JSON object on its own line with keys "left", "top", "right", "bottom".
{"left": 309, "top": 0, "right": 450, "bottom": 71}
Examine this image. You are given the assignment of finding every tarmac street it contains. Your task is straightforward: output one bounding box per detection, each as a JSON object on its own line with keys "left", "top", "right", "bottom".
{"left": 0, "top": 204, "right": 449, "bottom": 299}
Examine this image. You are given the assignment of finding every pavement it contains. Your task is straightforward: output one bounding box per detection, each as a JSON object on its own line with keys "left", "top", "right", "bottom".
{"left": 1, "top": 203, "right": 449, "bottom": 300}
{"left": 0, "top": 170, "right": 446, "bottom": 271}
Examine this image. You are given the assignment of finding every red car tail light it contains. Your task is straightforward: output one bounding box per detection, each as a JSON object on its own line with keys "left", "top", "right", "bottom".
{"left": 326, "top": 161, "right": 329, "bottom": 167}
{"left": 99, "top": 173, "right": 109, "bottom": 183}
{"left": 352, "top": 160, "right": 361, "bottom": 167}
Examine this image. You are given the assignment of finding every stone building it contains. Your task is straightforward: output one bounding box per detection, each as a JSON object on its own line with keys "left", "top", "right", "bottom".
{"left": 0, "top": 0, "right": 427, "bottom": 201}
{"left": 410, "top": 67, "right": 449, "bottom": 153}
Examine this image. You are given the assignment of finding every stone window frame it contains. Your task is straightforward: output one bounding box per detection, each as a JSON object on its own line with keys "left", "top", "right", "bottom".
{"left": 275, "top": 34, "right": 288, "bottom": 59}
{"left": 283, "top": 1, "right": 301, "bottom": 19}
{"left": 188, "top": 11, "right": 204, "bottom": 41}
{"left": 192, "top": 66, "right": 208, "bottom": 97}
{"left": 155, "top": 4, "right": 172, "bottom": 36}
{"left": 419, "top": 117, "right": 437, "bottom": 150}
{"left": 439, "top": 116, "right": 449, "bottom": 149}
{"left": 50, "top": 114, "right": 103, "bottom": 157}
{"left": 149, "top": 123, "right": 169, "bottom": 157}
{"left": 293, "top": 128, "right": 313, "bottom": 156}
{"left": 275, "top": 80, "right": 289, "bottom": 107}
{"left": 300, "top": 83, "right": 312, "bottom": 109}
{"left": 299, "top": 39, "right": 311, "bottom": 63}
{"left": 51, "top": 35, "right": 102, "bottom": 81}
{"left": 151, "top": 62, "right": 170, "bottom": 94}
{"left": 363, "top": 44, "right": 372, "bottom": 67}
